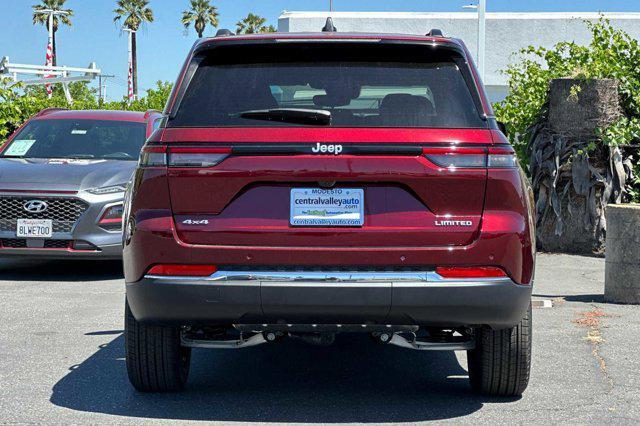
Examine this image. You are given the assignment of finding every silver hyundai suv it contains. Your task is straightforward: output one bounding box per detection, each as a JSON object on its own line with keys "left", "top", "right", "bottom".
{"left": 0, "top": 108, "right": 161, "bottom": 258}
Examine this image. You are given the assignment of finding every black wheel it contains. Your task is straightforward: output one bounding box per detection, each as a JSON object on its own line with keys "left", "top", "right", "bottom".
{"left": 125, "top": 299, "right": 191, "bottom": 392}
{"left": 467, "top": 303, "right": 532, "bottom": 397}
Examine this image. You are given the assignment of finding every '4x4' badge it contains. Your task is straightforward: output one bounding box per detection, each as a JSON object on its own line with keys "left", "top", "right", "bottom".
{"left": 182, "top": 219, "right": 209, "bottom": 225}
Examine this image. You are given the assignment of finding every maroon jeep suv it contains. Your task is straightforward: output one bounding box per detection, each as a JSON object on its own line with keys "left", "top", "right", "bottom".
{"left": 123, "top": 24, "right": 535, "bottom": 396}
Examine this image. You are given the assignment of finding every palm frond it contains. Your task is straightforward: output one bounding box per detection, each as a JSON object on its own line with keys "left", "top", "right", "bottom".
{"left": 32, "top": 0, "right": 73, "bottom": 28}
{"left": 113, "top": 0, "right": 154, "bottom": 31}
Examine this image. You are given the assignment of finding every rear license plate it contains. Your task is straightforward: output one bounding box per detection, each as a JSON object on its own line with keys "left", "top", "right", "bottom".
{"left": 16, "top": 219, "right": 53, "bottom": 238}
{"left": 290, "top": 188, "right": 364, "bottom": 226}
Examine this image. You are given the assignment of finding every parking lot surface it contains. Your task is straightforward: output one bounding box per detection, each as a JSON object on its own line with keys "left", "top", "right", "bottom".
{"left": 0, "top": 253, "right": 639, "bottom": 425}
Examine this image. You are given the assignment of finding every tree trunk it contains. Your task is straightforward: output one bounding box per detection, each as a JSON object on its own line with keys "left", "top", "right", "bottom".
{"left": 132, "top": 32, "right": 138, "bottom": 99}
{"left": 530, "top": 78, "right": 630, "bottom": 254}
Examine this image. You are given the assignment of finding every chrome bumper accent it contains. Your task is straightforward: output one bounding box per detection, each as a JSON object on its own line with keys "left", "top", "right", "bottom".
{"left": 181, "top": 332, "right": 266, "bottom": 349}
{"left": 388, "top": 333, "right": 475, "bottom": 351}
{"left": 145, "top": 269, "right": 513, "bottom": 286}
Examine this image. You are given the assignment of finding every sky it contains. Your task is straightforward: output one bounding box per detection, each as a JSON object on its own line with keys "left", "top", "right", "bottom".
{"left": 1, "top": 0, "right": 640, "bottom": 101}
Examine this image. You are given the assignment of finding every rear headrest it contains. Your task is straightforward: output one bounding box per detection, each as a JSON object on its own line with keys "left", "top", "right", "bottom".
{"left": 380, "top": 94, "right": 434, "bottom": 114}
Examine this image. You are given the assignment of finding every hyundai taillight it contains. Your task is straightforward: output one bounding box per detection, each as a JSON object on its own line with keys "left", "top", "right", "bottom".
{"left": 435, "top": 266, "right": 508, "bottom": 279}
{"left": 147, "top": 264, "right": 218, "bottom": 276}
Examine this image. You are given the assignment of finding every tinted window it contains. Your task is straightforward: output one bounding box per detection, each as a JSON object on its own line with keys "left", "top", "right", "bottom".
{"left": 1, "top": 119, "right": 147, "bottom": 160}
{"left": 171, "top": 44, "right": 484, "bottom": 128}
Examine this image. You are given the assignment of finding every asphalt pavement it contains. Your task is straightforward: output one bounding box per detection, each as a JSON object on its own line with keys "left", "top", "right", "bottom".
{"left": 0, "top": 253, "right": 638, "bottom": 425}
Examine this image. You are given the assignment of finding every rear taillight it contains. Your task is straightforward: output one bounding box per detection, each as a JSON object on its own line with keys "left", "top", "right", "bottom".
{"left": 139, "top": 146, "right": 167, "bottom": 167}
{"left": 435, "top": 266, "right": 508, "bottom": 279}
{"left": 423, "top": 147, "right": 517, "bottom": 169}
{"left": 147, "top": 264, "right": 218, "bottom": 276}
{"left": 168, "top": 147, "right": 231, "bottom": 168}
{"left": 139, "top": 146, "right": 231, "bottom": 168}
{"left": 487, "top": 147, "right": 518, "bottom": 168}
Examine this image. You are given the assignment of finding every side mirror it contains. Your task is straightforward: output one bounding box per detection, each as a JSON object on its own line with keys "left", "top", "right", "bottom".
{"left": 497, "top": 121, "right": 508, "bottom": 136}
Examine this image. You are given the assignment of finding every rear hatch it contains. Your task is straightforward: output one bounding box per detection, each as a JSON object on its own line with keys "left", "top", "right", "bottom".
{"left": 163, "top": 39, "right": 491, "bottom": 249}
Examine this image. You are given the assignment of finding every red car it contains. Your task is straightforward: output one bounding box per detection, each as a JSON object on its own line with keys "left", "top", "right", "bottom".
{"left": 123, "top": 23, "right": 535, "bottom": 396}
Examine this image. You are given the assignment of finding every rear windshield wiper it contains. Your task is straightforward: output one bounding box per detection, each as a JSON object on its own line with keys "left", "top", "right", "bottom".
{"left": 237, "top": 108, "right": 331, "bottom": 126}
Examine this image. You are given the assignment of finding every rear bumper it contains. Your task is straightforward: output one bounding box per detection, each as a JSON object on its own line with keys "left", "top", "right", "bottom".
{"left": 126, "top": 270, "right": 532, "bottom": 330}
{"left": 0, "top": 243, "right": 122, "bottom": 259}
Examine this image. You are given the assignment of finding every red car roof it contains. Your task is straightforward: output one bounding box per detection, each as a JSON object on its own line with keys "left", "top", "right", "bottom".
{"left": 32, "top": 109, "right": 156, "bottom": 123}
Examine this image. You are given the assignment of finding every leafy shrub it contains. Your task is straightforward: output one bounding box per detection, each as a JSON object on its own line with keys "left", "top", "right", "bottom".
{"left": 0, "top": 79, "right": 172, "bottom": 143}
{"left": 494, "top": 18, "right": 640, "bottom": 166}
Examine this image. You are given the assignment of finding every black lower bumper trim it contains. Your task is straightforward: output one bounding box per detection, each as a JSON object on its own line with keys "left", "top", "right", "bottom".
{"left": 127, "top": 274, "right": 532, "bottom": 330}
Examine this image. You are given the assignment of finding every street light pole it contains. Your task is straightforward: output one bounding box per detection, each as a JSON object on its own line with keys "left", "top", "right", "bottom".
{"left": 98, "top": 73, "right": 115, "bottom": 104}
{"left": 477, "top": 0, "right": 486, "bottom": 81}
{"left": 123, "top": 28, "right": 136, "bottom": 101}
{"left": 38, "top": 9, "right": 70, "bottom": 59}
{"left": 38, "top": 8, "right": 70, "bottom": 98}
{"left": 462, "top": 0, "right": 486, "bottom": 81}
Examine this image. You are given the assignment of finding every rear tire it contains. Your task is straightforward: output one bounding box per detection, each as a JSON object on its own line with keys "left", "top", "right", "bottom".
{"left": 125, "top": 299, "right": 191, "bottom": 392}
{"left": 467, "top": 303, "right": 532, "bottom": 397}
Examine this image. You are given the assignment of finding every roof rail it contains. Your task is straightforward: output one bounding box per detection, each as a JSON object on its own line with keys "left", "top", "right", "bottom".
{"left": 144, "top": 109, "right": 161, "bottom": 119}
{"left": 426, "top": 29, "right": 444, "bottom": 37}
{"left": 35, "top": 107, "right": 67, "bottom": 117}
{"left": 322, "top": 17, "right": 337, "bottom": 32}
{"left": 215, "top": 29, "right": 235, "bottom": 37}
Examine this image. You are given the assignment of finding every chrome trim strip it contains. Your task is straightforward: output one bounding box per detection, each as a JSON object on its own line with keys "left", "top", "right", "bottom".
{"left": 145, "top": 269, "right": 514, "bottom": 286}
{"left": 388, "top": 334, "right": 475, "bottom": 351}
{"left": 211, "top": 270, "right": 429, "bottom": 282}
{"left": 181, "top": 332, "right": 266, "bottom": 349}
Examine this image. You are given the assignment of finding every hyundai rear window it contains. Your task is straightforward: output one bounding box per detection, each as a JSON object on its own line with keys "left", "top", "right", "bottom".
{"left": 169, "top": 44, "right": 485, "bottom": 128}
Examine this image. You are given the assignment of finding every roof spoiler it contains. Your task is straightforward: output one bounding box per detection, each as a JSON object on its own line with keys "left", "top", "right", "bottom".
{"left": 215, "top": 29, "right": 235, "bottom": 37}
{"left": 322, "top": 17, "right": 337, "bottom": 32}
{"left": 426, "top": 28, "right": 444, "bottom": 37}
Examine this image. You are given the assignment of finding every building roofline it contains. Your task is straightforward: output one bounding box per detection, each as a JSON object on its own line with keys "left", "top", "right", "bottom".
{"left": 279, "top": 11, "right": 640, "bottom": 20}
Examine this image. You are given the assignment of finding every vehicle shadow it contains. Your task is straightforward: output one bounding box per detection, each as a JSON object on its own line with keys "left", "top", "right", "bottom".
{"left": 51, "top": 332, "right": 515, "bottom": 423}
{"left": 0, "top": 258, "right": 123, "bottom": 282}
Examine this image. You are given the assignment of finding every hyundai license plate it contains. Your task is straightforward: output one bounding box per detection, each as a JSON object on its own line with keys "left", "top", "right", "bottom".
{"left": 290, "top": 188, "right": 364, "bottom": 226}
{"left": 16, "top": 219, "right": 53, "bottom": 238}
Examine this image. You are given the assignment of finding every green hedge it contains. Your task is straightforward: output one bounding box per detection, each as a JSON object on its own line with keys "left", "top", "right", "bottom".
{"left": 0, "top": 80, "right": 173, "bottom": 143}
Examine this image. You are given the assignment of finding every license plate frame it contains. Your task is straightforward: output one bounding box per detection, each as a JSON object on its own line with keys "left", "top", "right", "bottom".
{"left": 290, "top": 188, "right": 364, "bottom": 227}
{"left": 16, "top": 219, "right": 53, "bottom": 238}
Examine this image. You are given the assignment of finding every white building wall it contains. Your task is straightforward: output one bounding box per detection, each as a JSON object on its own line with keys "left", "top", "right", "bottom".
{"left": 278, "top": 12, "right": 640, "bottom": 103}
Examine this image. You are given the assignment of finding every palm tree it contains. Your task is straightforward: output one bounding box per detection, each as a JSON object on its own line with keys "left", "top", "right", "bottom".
{"left": 182, "top": 0, "right": 219, "bottom": 38}
{"left": 113, "top": 0, "right": 154, "bottom": 98}
{"left": 32, "top": 0, "right": 73, "bottom": 66}
{"left": 236, "top": 13, "right": 276, "bottom": 34}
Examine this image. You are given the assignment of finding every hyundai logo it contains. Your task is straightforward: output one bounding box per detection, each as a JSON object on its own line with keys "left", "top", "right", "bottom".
{"left": 23, "top": 200, "right": 48, "bottom": 214}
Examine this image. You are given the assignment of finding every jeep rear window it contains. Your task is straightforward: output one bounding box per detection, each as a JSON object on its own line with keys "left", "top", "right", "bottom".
{"left": 169, "top": 43, "right": 485, "bottom": 128}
